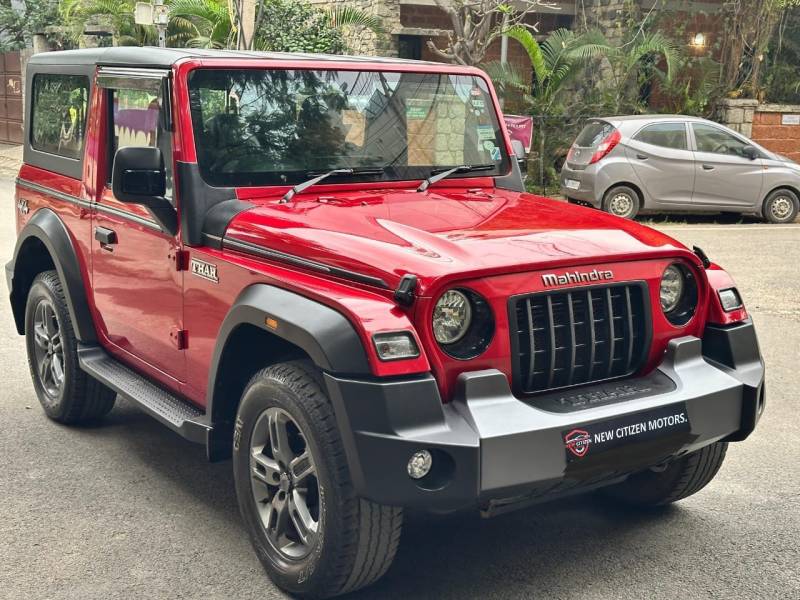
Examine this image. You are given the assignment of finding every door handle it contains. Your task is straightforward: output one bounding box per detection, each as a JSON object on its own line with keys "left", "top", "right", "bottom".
{"left": 636, "top": 154, "right": 649, "bottom": 160}
{"left": 95, "top": 226, "right": 118, "bottom": 249}
{"left": 702, "top": 164, "right": 715, "bottom": 170}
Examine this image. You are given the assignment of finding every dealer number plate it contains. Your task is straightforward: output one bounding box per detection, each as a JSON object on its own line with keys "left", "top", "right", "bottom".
{"left": 562, "top": 403, "right": 691, "bottom": 462}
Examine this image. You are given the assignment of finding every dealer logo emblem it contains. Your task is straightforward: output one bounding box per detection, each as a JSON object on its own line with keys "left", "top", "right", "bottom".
{"left": 564, "top": 429, "right": 591, "bottom": 458}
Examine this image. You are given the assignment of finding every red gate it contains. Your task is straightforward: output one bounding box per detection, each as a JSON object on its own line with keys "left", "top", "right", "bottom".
{"left": 0, "top": 51, "right": 23, "bottom": 144}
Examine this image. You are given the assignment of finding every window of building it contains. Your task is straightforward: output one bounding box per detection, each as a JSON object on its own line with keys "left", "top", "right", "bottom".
{"left": 634, "top": 123, "right": 688, "bottom": 150}
{"left": 31, "top": 74, "right": 89, "bottom": 160}
{"left": 398, "top": 35, "right": 422, "bottom": 60}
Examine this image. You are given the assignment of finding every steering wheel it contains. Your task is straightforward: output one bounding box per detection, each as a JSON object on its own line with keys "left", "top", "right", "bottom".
{"left": 712, "top": 143, "right": 729, "bottom": 154}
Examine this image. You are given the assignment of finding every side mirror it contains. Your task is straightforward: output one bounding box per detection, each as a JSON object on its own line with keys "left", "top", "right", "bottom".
{"left": 742, "top": 145, "right": 759, "bottom": 160}
{"left": 510, "top": 139, "right": 526, "bottom": 159}
{"left": 111, "top": 146, "right": 177, "bottom": 234}
{"left": 112, "top": 146, "right": 166, "bottom": 203}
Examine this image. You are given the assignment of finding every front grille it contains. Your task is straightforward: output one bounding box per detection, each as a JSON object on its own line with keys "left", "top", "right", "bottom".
{"left": 511, "top": 283, "right": 649, "bottom": 394}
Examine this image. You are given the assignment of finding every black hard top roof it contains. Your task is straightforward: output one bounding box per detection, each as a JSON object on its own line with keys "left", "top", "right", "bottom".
{"left": 28, "top": 47, "right": 444, "bottom": 69}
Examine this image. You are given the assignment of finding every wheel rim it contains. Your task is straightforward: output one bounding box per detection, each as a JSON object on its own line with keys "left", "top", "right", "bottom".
{"left": 771, "top": 196, "right": 794, "bottom": 221}
{"left": 32, "top": 299, "right": 65, "bottom": 398}
{"left": 609, "top": 193, "right": 634, "bottom": 217}
{"left": 250, "top": 407, "right": 320, "bottom": 560}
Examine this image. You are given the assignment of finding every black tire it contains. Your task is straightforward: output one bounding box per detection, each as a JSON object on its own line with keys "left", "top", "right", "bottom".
{"left": 600, "top": 442, "right": 728, "bottom": 507}
{"left": 762, "top": 188, "right": 799, "bottom": 223}
{"left": 24, "top": 270, "right": 116, "bottom": 423}
{"left": 603, "top": 185, "right": 640, "bottom": 219}
{"left": 233, "top": 360, "right": 403, "bottom": 598}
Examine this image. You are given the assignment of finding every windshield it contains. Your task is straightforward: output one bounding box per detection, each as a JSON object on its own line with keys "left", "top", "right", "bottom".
{"left": 187, "top": 68, "right": 509, "bottom": 187}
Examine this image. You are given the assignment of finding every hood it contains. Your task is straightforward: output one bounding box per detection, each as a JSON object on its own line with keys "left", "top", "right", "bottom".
{"left": 224, "top": 186, "right": 698, "bottom": 295}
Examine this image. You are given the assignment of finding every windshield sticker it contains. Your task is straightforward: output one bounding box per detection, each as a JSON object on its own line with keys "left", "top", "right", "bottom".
{"left": 477, "top": 125, "right": 496, "bottom": 141}
{"left": 406, "top": 99, "right": 433, "bottom": 120}
{"left": 490, "top": 146, "right": 501, "bottom": 161}
{"left": 471, "top": 98, "right": 485, "bottom": 110}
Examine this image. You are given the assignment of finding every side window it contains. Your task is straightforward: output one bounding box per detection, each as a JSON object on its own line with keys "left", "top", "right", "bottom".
{"left": 31, "top": 74, "right": 89, "bottom": 159}
{"left": 634, "top": 123, "right": 687, "bottom": 150}
{"left": 692, "top": 123, "right": 751, "bottom": 158}
{"left": 108, "top": 86, "right": 173, "bottom": 201}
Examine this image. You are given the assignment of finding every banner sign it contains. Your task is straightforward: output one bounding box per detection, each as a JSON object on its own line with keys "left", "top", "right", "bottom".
{"left": 503, "top": 114, "right": 534, "bottom": 154}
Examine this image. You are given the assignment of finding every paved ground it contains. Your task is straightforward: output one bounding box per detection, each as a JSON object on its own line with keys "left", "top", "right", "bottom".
{"left": 0, "top": 172, "right": 798, "bottom": 600}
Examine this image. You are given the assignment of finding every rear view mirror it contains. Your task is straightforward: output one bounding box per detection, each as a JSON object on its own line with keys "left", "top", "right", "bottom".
{"left": 742, "top": 145, "right": 759, "bottom": 160}
{"left": 112, "top": 146, "right": 166, "bottom": 202}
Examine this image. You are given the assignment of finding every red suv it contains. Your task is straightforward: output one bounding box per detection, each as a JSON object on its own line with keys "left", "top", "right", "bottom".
{"left": 8, "top": 48, "right": 765, "bottom": 598}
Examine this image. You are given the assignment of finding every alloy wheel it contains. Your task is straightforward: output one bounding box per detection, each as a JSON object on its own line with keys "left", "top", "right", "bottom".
{"left": 250, "top": 407, "right": 320, "bottom": 560}
{"left": 32, "top": 299, "right": 65, "bottom": 398}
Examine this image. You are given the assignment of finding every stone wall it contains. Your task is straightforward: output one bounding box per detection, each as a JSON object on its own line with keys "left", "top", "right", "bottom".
{"left": 309, "top": 0, "right": 401, "bottom": 57}
{"left": 751, "top": 104, "right": 800, "bottom": 163}
{"left": 716, "top": 98, "right": 759, "bottom": 138}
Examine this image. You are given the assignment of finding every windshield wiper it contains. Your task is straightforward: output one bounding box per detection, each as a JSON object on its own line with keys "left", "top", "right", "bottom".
{"left": 280, "top": 167, "right": 385, "bottom": 203}
{"left": 416, "top": 164, "right": 496, "bottom": 192}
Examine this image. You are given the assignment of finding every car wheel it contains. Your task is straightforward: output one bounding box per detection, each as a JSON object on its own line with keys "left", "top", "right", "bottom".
{"left": 233, "top": 360, "right": 403, "bottom": 598}
{"left": 599, "top": 442, "right": 727, "bottom": 507}
{"left": 24, "top": 270, "right": 116, "bottom": 423}
{"left": 603, "top": 185, "right": 640, "bottom": 219}
{"left": 763, "top": 189, "right": 799, "bottom": 223}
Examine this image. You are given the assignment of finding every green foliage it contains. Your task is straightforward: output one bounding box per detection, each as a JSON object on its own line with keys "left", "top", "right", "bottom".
{"left": 764, "top": 5, "right": 800, "bottom": 103}
{"left": 0, "top": 0, "right": 62, "bottom": 50}
{"left": 60, "top": 0, "right": 158, "bottom": 46}
{"left": 256, "top": 0, "right": 348, "bottom": 54}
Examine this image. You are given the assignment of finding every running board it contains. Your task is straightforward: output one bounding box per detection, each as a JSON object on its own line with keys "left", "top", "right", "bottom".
{"left": 77, "top": 345, "right": 210, "bottom": 445}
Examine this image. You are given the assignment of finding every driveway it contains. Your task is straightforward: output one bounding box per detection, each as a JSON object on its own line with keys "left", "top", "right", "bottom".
{"left": 0, "top": 175, "right": 798, "bottom": 599}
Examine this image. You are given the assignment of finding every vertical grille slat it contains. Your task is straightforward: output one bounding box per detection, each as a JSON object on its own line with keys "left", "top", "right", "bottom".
{"left": 545, "top": 295, "right": 557, "bottom": 388}
{"left": 513, "top": 283, "right": 648, "bottom": 395}
{"left": 586, "top": 289, "right": 596, "bottom": 381}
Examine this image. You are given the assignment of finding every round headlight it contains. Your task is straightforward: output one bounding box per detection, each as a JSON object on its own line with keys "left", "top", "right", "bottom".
{"left": 433, "top": 290, "right": 472, "bottom": 344}
{"left": 660, "top": 263, "right": 698, "bottom": 326}
{"left": 660, "top": 264, "right": 685, "bottom": 313}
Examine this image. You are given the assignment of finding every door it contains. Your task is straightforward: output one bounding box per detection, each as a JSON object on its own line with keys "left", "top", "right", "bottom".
{"left": 91, "top": 70, "right": 185, "bottom": 382}
{"left": 625, "top": 121, "right": 695, "bottom": 206}
{"left": 690, "top": 122, "right": 764, "bottom": 209}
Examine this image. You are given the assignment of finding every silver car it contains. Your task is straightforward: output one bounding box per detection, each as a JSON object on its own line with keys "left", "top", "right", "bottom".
{"left": 560, "top": 115, "right": 800, "bottom": 223}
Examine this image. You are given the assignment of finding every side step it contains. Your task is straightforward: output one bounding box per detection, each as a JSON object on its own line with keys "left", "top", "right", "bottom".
{"left": 77, "top": 345, "right": 211, "bottom": 445}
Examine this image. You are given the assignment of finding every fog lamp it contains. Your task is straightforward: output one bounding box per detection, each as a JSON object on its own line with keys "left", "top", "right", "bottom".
{"left": 407, "top": 450, "right": 433, "bottom": 479}
{"left": 372, "top": 332, "right": 419, "bottom": 361}
{"left": 719, "top": 288, "right": 743, "bottom": 312}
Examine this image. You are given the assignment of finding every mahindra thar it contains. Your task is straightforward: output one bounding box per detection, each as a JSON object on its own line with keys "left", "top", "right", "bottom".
{"left": 8, "top": 48, "right": 765, "bottom": 598}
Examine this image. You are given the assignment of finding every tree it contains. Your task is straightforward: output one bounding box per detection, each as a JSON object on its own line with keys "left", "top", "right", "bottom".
{"left": 485, "top": 26, "right": 610, "bottom": 191}
{"left": 60, "top": 0, "right": 158, "bottom": 46}
{"left": 426, "top": 0, "right": 562, "bottom": 65}
{"left": 0, "top": 0, "right": 61, "bottom": 50}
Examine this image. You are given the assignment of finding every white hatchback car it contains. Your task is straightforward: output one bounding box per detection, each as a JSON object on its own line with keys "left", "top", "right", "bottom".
{"left": 560, "top": 114, "right": 800, "bottom": 223}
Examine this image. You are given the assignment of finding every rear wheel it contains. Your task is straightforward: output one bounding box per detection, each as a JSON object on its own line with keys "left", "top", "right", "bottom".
{"left": 600, "top": 442, "right": 728, "bottom": 507}
{"left": 24, "top": 271, "right": 116, "bottom": 423}
{"left": 603, "top": 185, "right": 640, "bottom": 219}
{"left": 233, "top": 361, "right": 403, "bottom": 598}
{"left": 763, "top": 189, "right": 799, "bottom": 223}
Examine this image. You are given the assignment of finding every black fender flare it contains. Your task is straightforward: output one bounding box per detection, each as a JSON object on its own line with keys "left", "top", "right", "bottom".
{"left": 8, "top": 208, "right": 97, "bottom": 343}
{"left": 206, "top": 283, "right": 371, "bottom": 415}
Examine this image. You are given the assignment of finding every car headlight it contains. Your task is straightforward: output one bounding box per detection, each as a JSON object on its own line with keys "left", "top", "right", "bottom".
{"left": 432, "top": 289, "right": 494, "bottom": 359}
{"left": 660, "top": 263, "right": 698, "bottom": 326}
{"left": 660, "top": 264, "right": 684, "bottom": 313}
{"left": 433, "top": 290, "right": 472, "bottom": 344}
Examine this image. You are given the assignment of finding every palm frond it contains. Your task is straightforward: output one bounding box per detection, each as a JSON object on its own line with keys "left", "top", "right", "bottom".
{"left": 323, "top": 5, "right": 384, "bottom": 34}
{"left": 505, "top": 25, "right": 549, "bottom": 84}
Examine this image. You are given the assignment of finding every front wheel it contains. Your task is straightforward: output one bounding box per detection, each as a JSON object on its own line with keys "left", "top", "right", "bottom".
{"left": 600, "top": 442, "right": 728, "bottom": 507}
{"left": 763, "top": 189, "right": 799, "bottom": 224}
{"left": 233, "top": 361, "right": 402, "bottom": 598}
